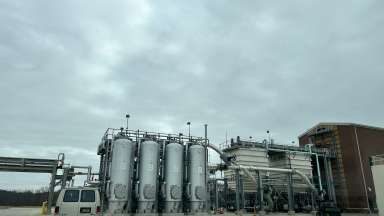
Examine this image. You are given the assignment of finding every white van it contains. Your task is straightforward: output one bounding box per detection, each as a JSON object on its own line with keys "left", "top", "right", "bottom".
{"left": 55, "top": 187, "right": 101, "bottom": 216}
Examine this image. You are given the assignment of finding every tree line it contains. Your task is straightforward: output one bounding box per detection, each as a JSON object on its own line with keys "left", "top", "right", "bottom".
{"left": 0, "top": 189, "right": 59, "bottom": 206}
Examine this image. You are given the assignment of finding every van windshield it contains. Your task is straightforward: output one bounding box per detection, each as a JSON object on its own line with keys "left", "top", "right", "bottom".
{"left": 81, "top": 190, "right": 95, "bottom": 202}
{"left": 63, "top": 190, "right": 79, "bottom": 202}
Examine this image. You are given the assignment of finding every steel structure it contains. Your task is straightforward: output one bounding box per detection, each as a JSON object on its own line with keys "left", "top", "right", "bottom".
{"left": 0, "top": 154, "right": 64, "bottom": 212}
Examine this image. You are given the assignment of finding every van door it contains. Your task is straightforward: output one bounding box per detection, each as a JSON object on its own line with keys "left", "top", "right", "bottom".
{"left": 61, "top": 189, "right": 80, "bottom": 216}
{"left": 77, "top": 189, "right": 97, "bottom": 215}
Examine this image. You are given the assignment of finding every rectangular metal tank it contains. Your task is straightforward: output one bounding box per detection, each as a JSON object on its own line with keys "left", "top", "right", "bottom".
{"left": 223, "top": 147, "right": 269, "bottom": 192}
{"left": 269, "top": 152, "right": 312, "bottom": 191}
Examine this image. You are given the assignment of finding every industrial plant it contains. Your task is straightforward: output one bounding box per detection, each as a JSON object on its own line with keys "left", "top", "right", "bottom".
{"left": 1, "top": 122, "right": 384, "bottom": 215}
{"left": 92, "top": 125, "right": 337, "bottom": 215}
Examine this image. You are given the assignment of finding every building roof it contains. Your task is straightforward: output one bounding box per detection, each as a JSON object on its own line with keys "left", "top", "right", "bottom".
{"left": 298, "top": 122, "right": 384, "bottom": 139}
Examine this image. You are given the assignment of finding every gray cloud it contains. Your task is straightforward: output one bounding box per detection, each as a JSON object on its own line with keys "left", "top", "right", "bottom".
{"left": 0, "top": 0, "right": 383, "bottom": 189}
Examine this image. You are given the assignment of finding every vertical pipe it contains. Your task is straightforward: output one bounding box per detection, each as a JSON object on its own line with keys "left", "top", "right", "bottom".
{"left": 257, "top": 171, "right": 264, "bottom": 212}
{"left": 324, "top": 158, "right": 336, "bottom": 203}
{"left": 315, "top": 154, "right": 323, "bottom": 191}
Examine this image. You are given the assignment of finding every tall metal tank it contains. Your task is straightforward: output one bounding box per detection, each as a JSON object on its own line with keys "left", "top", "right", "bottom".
{"left": 164, "top": 142, "right": 184, "bottom": 213}
{"left": 188, "top": 144, "right": 207, "bottom": 213}
{"left": 137, "top": 140, "right": 160, "bottom": 213}
{"left": 108, "top": 136, "right": 135, "bottom": 213}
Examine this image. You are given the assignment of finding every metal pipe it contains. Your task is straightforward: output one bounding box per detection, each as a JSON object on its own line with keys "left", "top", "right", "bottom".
{"left": 315, "top": 154, "right": 323, "bottom": 191}
{"left": 230, "top": 165, "right": 292, "bottom": 173}
{"left": 307, "top": 144, "right": 323, "bottom": 191}
{"left": 228, "top": 165, "right": 318, "bottom": 195}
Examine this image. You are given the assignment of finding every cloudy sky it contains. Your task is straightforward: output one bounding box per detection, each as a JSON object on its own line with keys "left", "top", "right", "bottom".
{"left": 1, "top": 0, "right": 383, "bottom": 189}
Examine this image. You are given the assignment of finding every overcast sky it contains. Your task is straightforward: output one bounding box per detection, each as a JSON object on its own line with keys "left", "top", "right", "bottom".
{"left": 1, "top": 0, "right": 383, "bottom": 189}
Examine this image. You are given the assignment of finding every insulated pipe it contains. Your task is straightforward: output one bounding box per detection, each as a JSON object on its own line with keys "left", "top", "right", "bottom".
{"left": 206, "top": 144, "right": 319, "bottom": 197}
{"left": 227, "top": 165, "right": 317, "bottom": 193}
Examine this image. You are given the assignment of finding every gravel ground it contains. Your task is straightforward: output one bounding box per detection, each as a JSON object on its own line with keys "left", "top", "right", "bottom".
{"left": 0, "top": 207, "right": 377, "bottom": 216}
{"left": 0, "top": 206, "right": 42, "bottom": 216}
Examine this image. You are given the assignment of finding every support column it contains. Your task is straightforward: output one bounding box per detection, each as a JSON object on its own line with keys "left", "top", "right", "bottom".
{"left": 224, "top": 178, "right": 228, "bottom": 210}
{"left": 257, "top": 171, "right": 265, "bottom": 215}
{"left": 240, "top": 176, "right": 245, "bottom": 210}
{"left": 287, "top": 173, "right": 295, "bottom": 215}
{"left": 311, "top": 183, "right": 317, "bottom": 216}
{"left": 235, "top": 169, "right": 241, "bottom": 214}
{"left": 215, "top": 180, "right": 219, "bottom": 211}
{"left": 47, "top": 166, "right": 57, "bottom": 214}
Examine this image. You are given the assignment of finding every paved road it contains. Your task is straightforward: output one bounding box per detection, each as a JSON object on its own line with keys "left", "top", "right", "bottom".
{"left": 0, "top": 207, "right": 42, "bottom": 216}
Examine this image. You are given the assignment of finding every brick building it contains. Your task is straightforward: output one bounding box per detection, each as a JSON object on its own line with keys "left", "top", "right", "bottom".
{"left": 299, "top": 123, "right": 384, "bottom": 212}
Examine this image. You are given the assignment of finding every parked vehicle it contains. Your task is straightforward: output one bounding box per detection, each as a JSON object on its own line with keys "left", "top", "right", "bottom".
{"left": 54, "top": 187, "right": 101, "bottom": 216}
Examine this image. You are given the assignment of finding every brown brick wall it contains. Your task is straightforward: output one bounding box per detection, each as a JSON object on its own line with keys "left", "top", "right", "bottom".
{"left": 299, "top": 124, "right": 384, "bottom": 211}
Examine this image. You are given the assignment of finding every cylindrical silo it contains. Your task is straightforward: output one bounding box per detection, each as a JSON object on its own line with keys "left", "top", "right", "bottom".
{"left": 108, "top": 136, "right": 136, "bottom": 213}
{"left": 164, "top": 142, "right": 184, "bottom": 213}
{"left": 137, "top": 140, "right": 159, "bottom": 213}
{"left": 188, "top": 144, "right": 207, "bottom": 213}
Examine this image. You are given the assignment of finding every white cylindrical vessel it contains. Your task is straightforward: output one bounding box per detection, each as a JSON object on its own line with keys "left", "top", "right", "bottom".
{"left": 164, "top": 142, "right": 184, "bottom": 213}
{"left": 108, "top": 136, "right": 135, "bottom": 213}
{"left": 188, "top": 144, "right": 206, "bottom": 213}
{"left": 137, "top": 140, "right": 159, "bottom": 213}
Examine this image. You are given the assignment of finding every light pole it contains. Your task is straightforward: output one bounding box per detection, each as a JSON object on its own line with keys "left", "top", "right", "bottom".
{"left": 126, "top": 114, "right": 130, "bottom": 130}
{"left": 187, "top": 122, "right": 191, "bottom": 140}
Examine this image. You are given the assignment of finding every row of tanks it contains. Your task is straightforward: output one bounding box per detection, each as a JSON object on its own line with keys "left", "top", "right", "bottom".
{"left": 98, "top": 130, "right": 208, "bottom": 215}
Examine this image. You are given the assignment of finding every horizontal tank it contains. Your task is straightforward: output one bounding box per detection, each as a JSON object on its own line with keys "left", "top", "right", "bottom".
{"left": 137, "top": 140, "right": 159, "bottom": 213}
{"left": 164, "top": 142, "right": 184, "bottom": 213}
{"left": 188, "top": 144, "right": 206, "bottom": 213}
{"left": 108, "top": 136, "right": 135, "bottom": 213}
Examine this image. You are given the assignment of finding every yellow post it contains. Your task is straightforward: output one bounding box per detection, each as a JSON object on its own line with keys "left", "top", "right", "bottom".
{"left": 41, "top": 201, "right": 48, "bottom": 215}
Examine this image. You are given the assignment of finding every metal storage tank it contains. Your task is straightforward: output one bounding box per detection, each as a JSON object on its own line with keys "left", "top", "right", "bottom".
{"left": 188, "top": 144, "right": 207, "bottom": 213}
{"left": 137, "top": 140, "right": 160, "bottom": 213}
{"left": 108, "top": 136, "right": 136, "bottom": 213}
{"left": 164, "top": 142, "right": 184, "bottom": 213}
